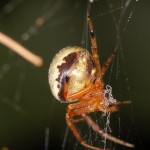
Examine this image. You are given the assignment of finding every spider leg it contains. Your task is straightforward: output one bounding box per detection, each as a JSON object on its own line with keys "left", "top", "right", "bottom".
{"left": 82, "top": 114, "right": 135, "bottom": 148}
{"left": 67, "top": 89, "right": 119, "bottom": 116}
{"left": 108, "top": 101, "right": 132, "bottom": 108}
{"left": 88, "top": 8, "right": 115, "bottom": 78}
{"left": 66, "top": 100, "right": 105, "bottom": 150}
{"left": 63, "top": 76, "right": 104, "bottom": 101}
{"left": 66, "top": 115, "right": 103, "bottom": 149}
{"left": 71, "top": 105, "right": 118, "bottom": 123}
{"left": 63, "top": 74, "right": 99, "bottom": 100}
{"left": 67, "top": 100, "right": 132, "bottom": 149}
{"left": 72, "top": 117, "right": 85, "bottom": 123}
{"left": 87, "top": 10, "right": 101, "bottom": 74}
{"left": 66, "top": 115, "right": 104, "bottom": 150}
{"left": 67, "top": 98, "right": 99, "bottom": 117}
{"left": 101, "top": 53, "right": 115, "bottom": 76}
{"left": 98, "top": 105, "right": 119, "bottom": 113}
{"left": 68, "top": 100, "right": 119, "bottom": 117}
{"left": 65, "top": 84, "right": 94, "bottom": 100}
{"left": 115, "top": 100, "right": 132, "bottom": 105}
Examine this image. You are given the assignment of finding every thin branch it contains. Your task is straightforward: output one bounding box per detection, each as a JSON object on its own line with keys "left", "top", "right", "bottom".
{"left": 0, "top": 32, "right": 43, "bottom": 67}
{"left": 82, "top": 114, "right": 135, "bottom": 148}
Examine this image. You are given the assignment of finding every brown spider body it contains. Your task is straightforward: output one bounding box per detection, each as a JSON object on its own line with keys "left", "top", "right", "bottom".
{"left": 48, "top": 3, "right": 134, "bottom": 150}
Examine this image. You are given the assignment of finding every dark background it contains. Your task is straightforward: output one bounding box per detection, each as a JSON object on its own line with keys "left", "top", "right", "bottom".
{"left": 0, "top": 0, "right": 150, "bottom": 150}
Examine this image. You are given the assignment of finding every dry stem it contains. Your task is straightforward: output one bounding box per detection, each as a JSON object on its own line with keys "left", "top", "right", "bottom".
{"left": 0, "top": 32, "right": 43, "bottom": 67}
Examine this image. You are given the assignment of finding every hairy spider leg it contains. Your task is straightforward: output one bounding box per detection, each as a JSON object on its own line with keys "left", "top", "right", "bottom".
{"left": 82, "top": 114, "right": 135, "bottom": 148}
{"left": 87, "top": 4, "right": 116, "bottom": 78}
{"left": 101, "top": 53, "right": 115, "bottom": 76}
{"left": 87, "top": 12, "right": 101, "bottom": 75}
{"left": 68, "top": 101, "right": 119, "bottom": 117}
{"left": 66, "top": 96, "right": 119, "bottom": 150}
{"left": 66, "top": 97, "right": 134, "bottom": 149}
{"left": 66, "top": 115, "right": 102, "bottom": 150}
{"left": 72, "top": 106, "right": 117, "bottom": 123}
{"left": 66, "top": 113, "right": 103, "bottom": 150}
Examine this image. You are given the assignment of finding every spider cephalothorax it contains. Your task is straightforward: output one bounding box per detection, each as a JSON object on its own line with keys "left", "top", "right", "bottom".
{"left": 48, "top": 2, "right": 134, "bottom": 150}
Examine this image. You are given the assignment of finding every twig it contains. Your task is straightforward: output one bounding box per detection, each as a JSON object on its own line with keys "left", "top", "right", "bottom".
{"left": 0, "top": 32, "right": 43, "bottom": 67}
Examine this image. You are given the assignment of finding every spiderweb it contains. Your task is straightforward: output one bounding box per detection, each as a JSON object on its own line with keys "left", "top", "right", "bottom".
{"left": 0, "top": 0, "right": 144, "bottom": 150}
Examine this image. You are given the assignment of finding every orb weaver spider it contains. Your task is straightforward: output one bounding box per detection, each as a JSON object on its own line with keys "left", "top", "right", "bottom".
{"left": 48, "top": 3, "right": 134, "bottom": 150}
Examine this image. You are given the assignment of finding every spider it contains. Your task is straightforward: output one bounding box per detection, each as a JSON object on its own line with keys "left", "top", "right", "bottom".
{"left": 48, "top": 3, "right": 134, "bottom": 150}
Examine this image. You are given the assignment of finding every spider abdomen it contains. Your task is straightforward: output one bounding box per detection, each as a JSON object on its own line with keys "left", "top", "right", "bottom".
{"left": 48, "top": 46, "right": 97, "bottom": 103}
